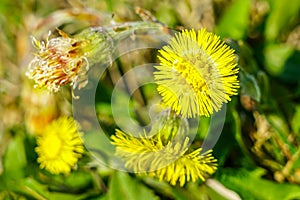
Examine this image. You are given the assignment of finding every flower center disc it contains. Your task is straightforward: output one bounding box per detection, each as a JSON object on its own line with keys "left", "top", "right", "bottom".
{"left": 43, "top": 134, "right": 62, "bottom": 159}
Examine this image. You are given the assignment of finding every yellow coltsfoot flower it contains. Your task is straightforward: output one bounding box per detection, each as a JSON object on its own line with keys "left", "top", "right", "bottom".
{"left": 111, "top": 112, "right": 217, "bottom": 186}
{"left": 35, "top": 116, "right": 84, "bottom": 174}
{"left": 154, "top": 29, "right": 239, "bottom": 118}
{"left": 148, "top": 147, "right": 217, "bottom": 187}
{"left": 111, "top": 129, "right": 217, "bottom": 186}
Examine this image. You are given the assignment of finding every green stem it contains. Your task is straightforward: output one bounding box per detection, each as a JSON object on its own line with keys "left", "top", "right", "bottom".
{"left": 90, "top": 21, "right": 170, "bottom": 50}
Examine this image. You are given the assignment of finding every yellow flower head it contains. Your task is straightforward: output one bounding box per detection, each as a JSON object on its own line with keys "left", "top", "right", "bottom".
{"left": 148, "top": 147, "right": 217, "bottom": 187}
{"left": 35, "top": 117, "right": 84, "bottom": 174}
{"left": 26, "top": 29, "right": 109, "bottom": 93}
{"left": 154, "top": 29, "right": 239, "bottom": 118}
{"left": 111, "top": 113, "right": 217, "bottom": 186}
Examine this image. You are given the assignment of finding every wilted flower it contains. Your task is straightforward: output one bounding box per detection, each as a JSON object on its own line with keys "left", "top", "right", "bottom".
{"left": 154, "top": 29, "right": 239, "bottom": 118}
{"left": 35, "top": 117, "right": 84, "bottom": 174}
{"left": 26, "top": 29, "right": 109, "bottom": 94}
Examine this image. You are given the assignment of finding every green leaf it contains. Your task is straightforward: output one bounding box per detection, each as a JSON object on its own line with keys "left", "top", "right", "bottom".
{"left": 265, "top": 0, "right": 300, "bottom": 41}
{"left": 93, "top": 195, "right": 108, "bottom": 200}
{"left": 2, "top": 177, "right": 49, "bottom": 199}
{"left": 64, "top": 171, "right": 93, "bottom": 189}
{"left": 215, "top": 0, "right": 251, "bottom": 39}
{"left": 3, "top": 132, "right": 27, "bottom": 180}
{"left": 46, "top": 170, "right": 93, "bottom": 192}
{"left": 186, "top": 181, "right": 240, "bottom": 200}
{"left": 279, "top": 50, "right": 300, "bottom": 83}
{"left": 239, "top": 69, "right": 261, "bottom": 102}
{"left": 142, "top": 177, "right": 175, "bottom": 199}
{"left": 0, "top": 190, "right": 27, "bottom": 200}
{"left": 169, "top": 187, "right": 196, "bottom": 200}
{"left": 143, "top": 176, "right": 228, "bottom": 200}
{"left": 7, "top": 176, "right": 101, "bottom": 200}
{"left": 48, "top": 192, "right": 91, "bottom": 200}
{"left": 108, "top": 172, "right": 159, "bottom": 200}
{"left": 218, "top": 168, "right": 300, "bottom": 200}
{"left": 292, "top": 105, "right": 300, "bottom": 134}
{"left": 264, "top": 44, "right": 295, "bottom": 77}
{"left": 19, "top": 177, "right": 49, "bottom": 199}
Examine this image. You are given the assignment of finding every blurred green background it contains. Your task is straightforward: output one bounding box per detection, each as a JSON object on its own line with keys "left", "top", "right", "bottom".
{"left": 1, "top": 0, "right": 300, "bottom": 199}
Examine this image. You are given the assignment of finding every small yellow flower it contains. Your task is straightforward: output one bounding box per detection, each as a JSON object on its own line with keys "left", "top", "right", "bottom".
{"left": 154, "top": 29, "right": 239, "bottom": 118}
{"left": 26, "top": 29, "right": 109, "bottom": 93}
{"left": 35, "top": 117, "right": 84, "bottom": 174}
{"left": 111, "top": 120, "right": 217, "bottom": 186}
